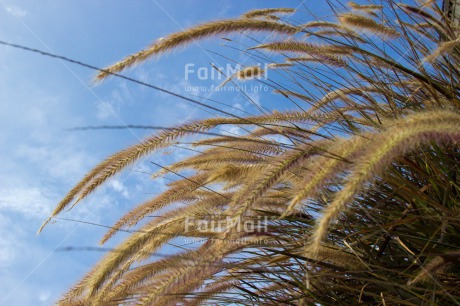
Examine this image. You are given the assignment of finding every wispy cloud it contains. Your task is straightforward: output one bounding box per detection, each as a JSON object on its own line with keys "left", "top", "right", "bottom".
{"left": 0, "top": 186, "right": 55, "bottom": 218}
{"left": 0, "top": 215, "right": 22, "bottom": 268}
{"left": 97, "top": 82, "right": 134, "bottom": 120}
{"left": 4, "top": 5, "right": 27, "bottom": 17}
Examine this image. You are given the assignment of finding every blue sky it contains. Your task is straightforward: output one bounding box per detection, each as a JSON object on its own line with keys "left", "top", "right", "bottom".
{"left": 0, "top": 1, "right": 328, "bottom": 304}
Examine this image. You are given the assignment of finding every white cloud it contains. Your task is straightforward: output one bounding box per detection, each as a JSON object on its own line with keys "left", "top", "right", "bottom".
{"left": 108, "top": 178, "right": 130, "bottom": 199}
{"left": 0, "top": 215, "right": 22, "bottom": 268}
{"left": 96, "top": 83, "right": 133, "bottom": 120}
{"left": 4, "top": 5, "right": 27, "bottom": 17}
{"left": 0, "top": 186, "right": 55, "bottom": 218}
{"left": 0, "top": 239, "right": 15, "bottom": 267}
{"left": 38, "top": 291, "right": 51, "bottom": 303}
{"left": 12, "top": 141, "right": 94, "bottom": 184}
{"left": 96, "top": 101, "right": 116, "bottom": 119}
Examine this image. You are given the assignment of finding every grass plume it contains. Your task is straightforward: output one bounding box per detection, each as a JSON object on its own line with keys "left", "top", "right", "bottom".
{"left": 95, "top": 19, "right": 299, "bottom": 80}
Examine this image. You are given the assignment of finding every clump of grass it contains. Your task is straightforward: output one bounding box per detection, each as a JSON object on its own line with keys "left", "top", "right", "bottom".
{"left": 45, "top": 1, "right": 460, "bottom": 305}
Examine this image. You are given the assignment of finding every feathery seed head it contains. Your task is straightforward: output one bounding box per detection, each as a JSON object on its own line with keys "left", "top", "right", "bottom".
{"left": 339, "top": 13, "right": 400, "bottom": 38}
